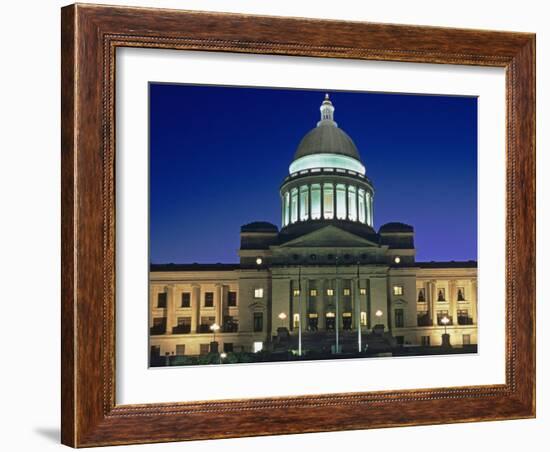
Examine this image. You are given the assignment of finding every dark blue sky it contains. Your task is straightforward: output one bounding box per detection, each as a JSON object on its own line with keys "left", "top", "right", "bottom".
{"left": 149, "top": 84, "right": 477, "bottom": 264}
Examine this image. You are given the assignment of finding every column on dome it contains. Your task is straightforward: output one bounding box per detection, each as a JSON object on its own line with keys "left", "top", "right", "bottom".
{"left": 370, "top": 193, "right": 374, "bottom": 226}
{"left": 311, "top": 183, "right": 321, "bottom": 219}
{"left": 348, "top": 186, "right": 357, "bottom": 221}
{"left": 299, "top": 185, "right": 309, "bottom": 221}
{"left": 323, "top": 183, "right": 334, "bottom": 219}
{"left": 358, "top": 188, "right": 366, "bottom": 224}
{"left": 283, "top": 191, "right": 290, "bottom": 226}
{"left": 336, "top": 183, "right": 346, "bottom": 220}
{"left": 290, "top": 187, "right": 298, "bottom": 224}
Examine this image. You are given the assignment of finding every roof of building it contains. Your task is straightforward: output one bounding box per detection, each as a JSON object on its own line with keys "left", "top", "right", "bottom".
{"left": 240, "top": 221, "right": 279, "bottom": 233}
{"left": 150, "top": 263, "right": 240, "bottom": 272}
{"left": 379, "top": 222, "right": 414, "bottom": 233}
{"left": 416, "top": 260, "right": 477, "bottom": 268}
{"left": 293, "top": 123, "right": 361, "bottom": 161}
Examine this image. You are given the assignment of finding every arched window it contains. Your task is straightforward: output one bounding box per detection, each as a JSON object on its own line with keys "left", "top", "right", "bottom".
{"left": 323, "top": 183, "right": 334, "bottom": 219}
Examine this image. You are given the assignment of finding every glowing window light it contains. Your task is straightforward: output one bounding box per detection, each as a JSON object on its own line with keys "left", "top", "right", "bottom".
{"left": 299, "top": 186, "right": 309, "bottom": 221}
{"left": 290, "top": 188, "right": 298, "bottom": 223}
{"left": 311, "top": 184, "right": 321, "bottom": 219}
{"left": 289, "top": 153, "right": 365, "bottom": 175}
{"left": 283, "top": 192, "right": 290, "bottom": 226}
{"left": 336, "top": 184, "right": 346, "bottom": 219}
{"left": 358, "top": 189, "right": 366, "bottom": 223}
{"left": 348, "top": 186, "right": 357, "bottom": 221}
{"left": 323, "top": 183, "right": 334, "bottom": 219}
{"left": 366, "top": 192, "right": 372, "bottom": 226}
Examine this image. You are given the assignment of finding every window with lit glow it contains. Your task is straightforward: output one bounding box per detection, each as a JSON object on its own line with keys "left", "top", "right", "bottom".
{"left": 323, "top": 183, "right": 334, "bottom": 219}
{"left": 299, "top": 185, "right": 309, "bottom": 221}
{"left": 393, "top": 285, "right": 404, "bottom": 296}
{"left": 336, "top": 184, "right": 346, "bottom": 219}
{"left": 348, "top": 186, "right": 357, "bottom": 221}
{"left": 343, "top": 288, "right": 351, "bottom": 296}
{"left": 358, "top": 188, "right": 366, "bottom": 223}
{"left": 310, "top": 289, "right": 317, "bottom": 297}
{"left": 311, "top": 184, "right": 321, "bottom": 219}
{"left": 360, "top": 288, "right": 367, "bottom": 295}
{"left": 293, "top": 313, "right": 300, "bottom": 328}
{"left": 290, "top": 188, "right": 298, "bottom": 223}
{"left": 360, "top": 311, "right": 367, "bottom": 326}
{"left": 293, "top": 289, "right": 300, "bottom": 296}
{"left": 254, "top": 288, "right": 264, "bottom": 298}
{"left": 283, "top": 191, "right": 290, "bottom": 226}
{"left": 326, "top": 288, "right": 334, "bottom": 296}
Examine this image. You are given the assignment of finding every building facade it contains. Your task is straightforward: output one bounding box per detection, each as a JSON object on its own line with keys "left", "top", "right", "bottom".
{"left": 149, "top": 95, "right": 477, "bottom": 361}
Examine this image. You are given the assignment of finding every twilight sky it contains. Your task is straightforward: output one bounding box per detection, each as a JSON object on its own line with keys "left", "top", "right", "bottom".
{"left": 149, "top": 83, "right": 477, "bottom": 264}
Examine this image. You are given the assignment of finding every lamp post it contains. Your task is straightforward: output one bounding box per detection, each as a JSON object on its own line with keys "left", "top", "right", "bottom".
{"left": 220, "top": 352, "right": 227, "bottom": 364}
{"left": 375, "top": 309, "right": 383, "bottom": 320}
{"left": 278, "top": 312, "right": 287, "bottom": 329}
{"left": 210, "top": 323, "right": 220, "bottom": 353}
{"left": 441, "top": 316, "right": 450, "bottom": 335}
{"left": 440, "top": 315, "right": 452, "bottom": 348}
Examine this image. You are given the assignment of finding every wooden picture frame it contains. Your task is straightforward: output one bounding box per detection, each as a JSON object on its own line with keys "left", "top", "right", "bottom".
{"left": 61, "top": 3, "right": 535, "bottom": 447}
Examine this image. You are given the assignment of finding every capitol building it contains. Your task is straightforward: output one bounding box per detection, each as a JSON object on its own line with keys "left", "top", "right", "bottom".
{"left": 149, "top": 94, "right": 478, "bottom": 363}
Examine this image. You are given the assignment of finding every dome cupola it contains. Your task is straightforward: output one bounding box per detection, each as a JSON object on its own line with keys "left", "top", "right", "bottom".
{"left": 280, "top": 95, "right": 374, "bottom": 231}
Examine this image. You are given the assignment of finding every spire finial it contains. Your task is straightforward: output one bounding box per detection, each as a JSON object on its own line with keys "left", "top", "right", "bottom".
{"left": 319, "top": 93, "right": 336, "bottom": 125}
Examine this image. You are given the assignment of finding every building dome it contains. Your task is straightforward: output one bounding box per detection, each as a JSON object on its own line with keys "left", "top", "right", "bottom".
{"left": 280, "top": 94, "right": 374, "bottom": 231}
{"left": 294, "top": 123, "right": 360, "bottom": 161}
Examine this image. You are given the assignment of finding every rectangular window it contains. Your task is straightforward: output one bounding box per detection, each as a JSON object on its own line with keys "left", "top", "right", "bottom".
{"left": 393, "top": 285, "right": 404, "bottom": 296}
{"left": 323, "top": 183, "right": 334, "bottom": 219}
{"left": 253, "top": 312, "right": 264, "bottom": 332}
{"left": 254, "top": 288, "right": 264, "bottom": 298}
{"left": 437, "top": 288, "right": 446, "bottom": 301}
{"left": 336, "top": 184, "right": 346, "bottom": 219}
{"left": 223, "top": 315, "right": 238, "bottom": 332}
{"left": 437, "top": 310, "right": 450, "bottom": 325}
{"left": 358, "top": 189, "right": 366, "bottom": 223}
{"left": 181, "top": 292, "right": 191, "bottom": 308}
{"left": 310, "top": 289, "right": 317, "bottom": 297}
{"left": 457, "top": 309, "right": 472, "bottom": 325}
{"left": 293, "top": 313, "right": 300, "bottom": 328}
{"left": 457, "top": 286, "right": 466, "bottom": 301}
{"left": 417, "top": 288, "right": 426, "bottom": 302}
{"left": 299, "top": 186, "right": 309, "bottom": 221}
{"left": 417, "top": 311, "right": 430, "bottom": 326}
{"left": 311, "top": 184, "right": 321, "bottom": 219}
{"left": 343, "top": 288, "right": 351, "bottom": 296}
{"left": 151, "top": 317, "right": 166, "bottom": 335}
{"left": 394, "top": 308, "right": 404, "bottom": 328}
{"left": 173, "top": 316, "right": 191, "bottom": 334}
{"left": 293, "top": 289, "right": 300, "bottom": 297}
{"left": 421, "top": 336, "right": 431, "bottom": 346}
{"left": 227, "top": 291, "right": 237, "bottom": 307}
{"left": 175, "top": 344, "right": 186, "bottom": 356}
{"left": 360, "top": 311, "right": 367, "bottom": 326}
{"left": 223, "top": 342, "right": 234, "bottom": 353}
{"left": 463, "top": 334, "right": 471, "bottom": 345}
{"left": 199, "top": 316, "right": 215, "bottom": 333}
{"left": 348, "top": 186, "right": 357, "bottom": 220}
{"left": 360, "top": 288, "right": 367, "bottom": 295}
{"left": 326, "top": 288, "right": 334, "bottom": 296}
{"left": 199, "top": 343, "right": 210, "bottom": 355}
{"left": 290, "top": 188, "right": 298, "bottom": 223}
{"left": 157, "top": 292, "right": 167, "bottom": 308}
{"left": 204, "top": 292, "right": 214, "bottom": 307}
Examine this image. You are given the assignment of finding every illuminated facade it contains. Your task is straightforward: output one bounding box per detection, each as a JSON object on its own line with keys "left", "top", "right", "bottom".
{"left": 149, "top": 95, "right": 478, "bottom": 362}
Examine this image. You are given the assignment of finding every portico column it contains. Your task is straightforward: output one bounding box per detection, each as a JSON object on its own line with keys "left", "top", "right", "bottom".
{"left": 165, "top": 285, "right": 176, "bottom": 335}
{"left": 192, "top": 284, "right": 201, "bottom": 333}
{"left": 307, "top": 185, "right": 312, "bottom": 220}
{"left": 471, "top": 279, "right": 478, "bottom": 324}
{"left": 449, "top": 280, "right": 458, "bottom": 325}
{"left": 215, "top": 283, "right": 223, "bottom": 327}
{"left": 429, "top": 280, "right": 437, "bottom": 326}
{"left": 345, "top": 185, "right": 350, "bottom": 220}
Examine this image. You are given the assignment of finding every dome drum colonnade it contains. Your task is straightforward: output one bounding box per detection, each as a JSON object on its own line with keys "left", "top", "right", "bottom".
{"left": 280, "top": 94, "right": 374, "bottom": 229}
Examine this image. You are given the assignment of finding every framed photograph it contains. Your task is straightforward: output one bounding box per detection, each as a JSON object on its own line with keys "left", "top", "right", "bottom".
{"left": 61, "top": 4, "right": 535, "bottom": 447}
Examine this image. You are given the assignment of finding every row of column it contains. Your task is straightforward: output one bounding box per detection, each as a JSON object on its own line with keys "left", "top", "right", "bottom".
{"left": 287, "top": 278, "right": 372, "bottom": 331}
{"left": 282, "top": 183, "right": 373, "bottom": 227}
{"left": 155, "top": 283, "right": 229, "bottom": 335}
{"left": 424, "top": 280, "right": 477, "bottom": 326}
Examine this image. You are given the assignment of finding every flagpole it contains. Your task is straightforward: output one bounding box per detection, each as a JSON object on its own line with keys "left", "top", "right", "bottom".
{"left": 357, "top": 262, "right": 362, "bottom": 353}
{"left": 298, "top": 266, "right": 302, "bottom": 357}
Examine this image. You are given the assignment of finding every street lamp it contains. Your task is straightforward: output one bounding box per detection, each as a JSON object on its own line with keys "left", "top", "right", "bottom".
{"left": 220, "top": 352, "right": 227, "bottom": 364}
{"left": 375, "top": 309, "right": 383, "bottom": 319}
{"left": 278, "top": 312, "right": 287, "bottom": 328}
{"left": 210, "top": 323, "right": 220, "bottom": 343}
{"left": 441, "top": 316, "right": 450, "bottom": 335}
{"left": 256, "top": 257, "right": 263, "bottom": 265}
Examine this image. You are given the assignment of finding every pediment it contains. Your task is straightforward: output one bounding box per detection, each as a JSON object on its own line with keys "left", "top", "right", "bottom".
{"left": 393, "top": 298, "right": 408, "bottom": 306}
{"left": 248, "top": 301, "right": 266, "bottom": 311}
{"left": 278, "top": 225, "right": 380, "bottom": 249}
